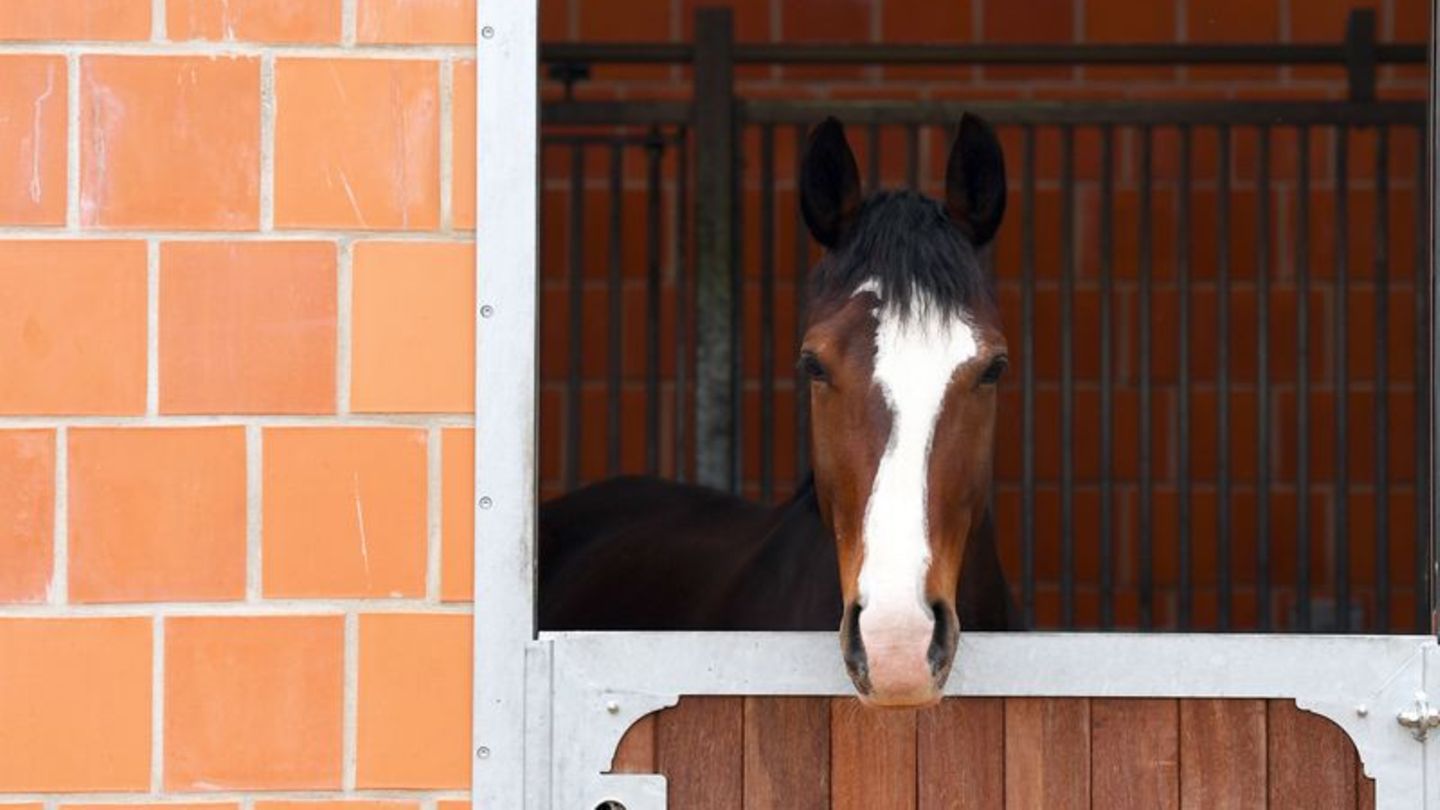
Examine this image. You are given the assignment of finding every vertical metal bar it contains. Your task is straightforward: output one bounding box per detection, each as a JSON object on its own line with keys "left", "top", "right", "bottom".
{"left": 1061, "top": 125, "right": 1076, "bottom": 629}
{"left": 1297, "top": 125, "right": 1313, "bottom": 631}
{"left": 1022, "top": 124, "right": 1037, "bottom": 629}
{"left": 867, "top": 122, "right": 882, "bottom": 190}
{"left": 1178, "top": 125, "right": 1194, "bottom": 629}
{"left": 760, "top": 124, "right": 776, "bottom": 503}
{"left": 731, "top": 123, "right": 744, "bottom": 496}
{"left": 1217, "top": 124, "right": 1232, "bottom": 631}
{"left": 1256, "top": 125, "right": 1272, "bottom": 630}
{"left": 1138, "top": 125, "right": 1154, "bottom": 630}
{"left": 693, "top": 8, "right": 736, "bottom": 491}
{"left": 607, "top": 142, "right": 624, "bottom": 476}
{"left": 1374, "top": 126, "right": 1390, "bottom": 631}
{"left": 566, "top": 143, "right": 585, "bottom": 491}
{"left": 1336, "top": 124, "right": 1352, "bottom": 632}
{"left": 1100, "top": 124, "right": 1115, "bottom": 630}
{"left": 675, "top": 128, "right": 691, "bottom": 482}
{"left": 645, "top": 131, "right": 664, "bottom": 476}
{"left": 1416, "top": 123, "right": 1430, "bottom": 633}
{"left": 794, "top": 124, "right": 811, "bottom": 484}
{"left": 905, "top": 124, "right": 920, "bottom": 190}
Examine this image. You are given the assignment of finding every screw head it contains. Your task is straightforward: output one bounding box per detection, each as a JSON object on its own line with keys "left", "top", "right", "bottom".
{"left": 481, "top": 25, "right": 495, "bottom": 39}
{"left": 479, "top": 496, "right": 493, "bottom": 509}
{"left": 1356, "top": 704, "right": 1369, "bottom": 717}
{"left": 477, "top": 746, "right": 490, "bottom": 759}
{"left": 480, "top": 304, "right": 495, "bottom": 318}
{"left": 606, "top": 700, "right": 620, "bottom": 714}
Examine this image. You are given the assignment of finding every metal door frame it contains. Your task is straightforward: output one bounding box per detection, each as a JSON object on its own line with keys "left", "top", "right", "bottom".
{"left": 474, "top": 3, "right": 1440, "bottom": 808}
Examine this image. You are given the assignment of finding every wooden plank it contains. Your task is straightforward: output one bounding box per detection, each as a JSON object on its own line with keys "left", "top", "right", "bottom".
{"left": 831, "top": 698, "right": 918, "bottom": 810}
{"left": 656, "top": 697, "right": 744, "bottom": 810}
{"left": 1004, "top": 697, "right": 1090, "bottom": 810}
{"left": 1179, "top": 699, "right": 1266, "bottom": 809}
{"left": 1357, "top": 772, "right": 1376, "bottom": 810}
{"left": 611, "top": 714, "right": 657, "bottom": 774}
{"left": 1267, "top": 699, "right": 1359, "bottom": 810}
{"left": 1091, "top": 699, "right": 1180, "bottom": 809}
{"left": 743, "top": 697, "right": 830, "bottom": 810}
{"left": 917, "top": 697, "right": 1004, "bottom": 810}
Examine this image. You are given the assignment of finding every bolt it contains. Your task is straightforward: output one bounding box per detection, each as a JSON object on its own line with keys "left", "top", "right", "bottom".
{"left": 606, "top": 700, "right": 620, "bottom": 714}
{"left": 480, "top": 304, "right": 495, "bottom": 318}
{"left": 477, "top": 746, "right": 490, "bottom": 759}
{"left": 479, "top": 496, "right": 493, "bottom": 509}
{"left": 481, "top": 26, "right": 495, "bottom": 39}
{"left": 1356, "top": 704, "right": 1369, "bottom": 717}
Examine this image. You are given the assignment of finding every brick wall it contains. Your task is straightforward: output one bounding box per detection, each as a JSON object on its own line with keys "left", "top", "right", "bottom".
{"left": 0, "top": 0, "right": 478, "bottom": 801}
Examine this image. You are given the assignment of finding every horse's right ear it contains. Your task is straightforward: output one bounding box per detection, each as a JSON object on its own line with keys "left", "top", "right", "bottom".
{"left": 800, "top": 117, "right": 862, "bottom": 249}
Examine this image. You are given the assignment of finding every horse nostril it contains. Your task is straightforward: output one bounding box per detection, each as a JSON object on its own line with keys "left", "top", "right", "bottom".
{"left": 928, "top": 601, "right": 956, "bottom": 677}
{"left": 842, "top": 602, "right": 871, "bottom": 693}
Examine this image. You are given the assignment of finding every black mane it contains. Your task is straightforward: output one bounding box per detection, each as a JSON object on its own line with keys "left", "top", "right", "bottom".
{"left": 809, "top": 189, "right": 995, "bottom": 319}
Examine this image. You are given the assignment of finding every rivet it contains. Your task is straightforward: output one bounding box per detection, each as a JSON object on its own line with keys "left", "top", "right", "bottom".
{"left": 477, "top": 746, "right": 491, "bottom": 759}
{"left": 606, "top": 700, "right": 620, "bottom": 714}
{"left": 479, "top": 496, "right": 494, "bottom": 509}
{"left": 1356, "top": 704, "right": 1369, "bottom": 717}
{"left": 481, "top": 25, "right": 495, "bottom": 39}
{"left": 480, "top": 304, "right": 495, "bottom": 318}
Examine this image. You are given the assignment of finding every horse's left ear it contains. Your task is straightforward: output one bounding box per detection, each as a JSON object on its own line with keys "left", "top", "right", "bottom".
{"left": 944, "top": 113, "right": 1007, "bottom": 247}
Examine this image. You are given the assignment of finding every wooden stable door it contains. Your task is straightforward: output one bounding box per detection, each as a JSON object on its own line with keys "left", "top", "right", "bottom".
{"left": 612, "top": 697, "right": 1374, "bottom": 809}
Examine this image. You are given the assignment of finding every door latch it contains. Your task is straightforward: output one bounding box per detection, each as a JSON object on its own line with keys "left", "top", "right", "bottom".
{"left": 1396, "top": 691, "right": 1440, "bottom": 741}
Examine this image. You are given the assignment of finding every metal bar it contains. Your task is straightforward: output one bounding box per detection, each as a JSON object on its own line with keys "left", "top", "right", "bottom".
{"left": 1336, "top": 124, "right": 1351, "bottom": 632}
{"left": 867, "top": 123, "right": 882, "bottom": 190}
{"left": 1022, "top": 124, "right": 1037, "bottom": 630}
{"left": 645, "top": 130, "right": 664, "bottom": 476}
{"left": 760, "top": 124, "right": 776, "bottom": 503}
{"left": 566, "top": 143, "right": 585, "bottom": 491}
{"left": 541, "top": 133, "right": 687, "bottom": 147}
{"left": 607, "top": 142, "right": 624, "bottom": 477}
{"left": 693, "top": 8, "right": 736, "bottom": 491}
{"left": 1100, "top": 124, "right": 1115, "bottom": 630}
{"left": 905, "top": 124, "right": 920, "bottom": 190}
{"left": 1374, "top": 126, "right": 1390, "bottom": 631}
{"left": 1297, "top": 125, "right": 1313, "bottom": 631}
{"left": 1178, "top": 125, "right": 1194, "bottom": 629}
{"left": 539, "top": 41, "right": 1427, "bottom": 66}
{"left": 1416, "top": 123, "right": 1430, "bottom": 634}
{"left": 1217, "top": 124, "right": 1232, "bottom": 631}
{"left": 1257, "top": 125, "right": 1272, "bottom": 631}
{"left": 542, "top": 101, "right": 693, "bottom": 125}
{"left": 1138, "top": 125, "right": 1154, "bottom": 631}
{"left": 675, "top": 128, "right": 690, "bottom": 482}
{"left": 737, "top": 100, "right": 1427, "bottom": 127}
{"left": 1062, "top": 125, "right": 1076, "bottom": 629}
{"left": 1344, "top": 9, "right": 1379, "bottom": 103}
{"left": 794, "top": 124, "right": 811, "bottom": 484}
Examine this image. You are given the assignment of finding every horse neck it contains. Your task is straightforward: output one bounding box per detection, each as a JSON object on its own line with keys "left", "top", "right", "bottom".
{"left": 957, "top": 503, "right": 1021, "bottom": 630}
{"left": 722, "top": 476, "right": 843, "bottom": 630}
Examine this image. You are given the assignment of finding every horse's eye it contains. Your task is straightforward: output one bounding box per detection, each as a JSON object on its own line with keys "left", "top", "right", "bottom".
{"left": 798, "top": 351, "right": 829, "bottom": 383}
{"left": 979, "top": 356, "right": 1008, "bottom": 386}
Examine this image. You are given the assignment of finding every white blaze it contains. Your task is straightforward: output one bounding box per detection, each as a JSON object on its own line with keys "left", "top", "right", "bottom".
{"left": 857, "top": 289, "right": 978, "bottom": 631}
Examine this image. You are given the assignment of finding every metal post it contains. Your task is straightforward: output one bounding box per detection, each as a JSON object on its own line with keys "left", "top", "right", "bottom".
{"left": 1344, "top": 9, "right": 1377, "bottom": 103}
{"left": 693, "top": 8, "right": 737, "bottom": 491}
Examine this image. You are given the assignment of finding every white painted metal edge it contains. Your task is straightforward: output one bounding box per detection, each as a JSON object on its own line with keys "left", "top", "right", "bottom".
{"left": 474, "top": 0, "right": 538, "bottom": 807}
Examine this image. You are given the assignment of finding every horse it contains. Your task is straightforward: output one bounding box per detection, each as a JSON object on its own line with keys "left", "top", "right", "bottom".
{"left": 539, "top": 113, "right": 1020, "bottom": 708}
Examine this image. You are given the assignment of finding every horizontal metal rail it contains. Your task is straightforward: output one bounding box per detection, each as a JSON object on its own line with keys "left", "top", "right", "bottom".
{"left": 741, "top": 99, "right": 1428, "bottom": 126}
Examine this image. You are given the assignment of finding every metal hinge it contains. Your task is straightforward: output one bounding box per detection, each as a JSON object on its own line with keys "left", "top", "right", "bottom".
{"left": 1396, "top": 691, "right": 1440, "bottom": 741}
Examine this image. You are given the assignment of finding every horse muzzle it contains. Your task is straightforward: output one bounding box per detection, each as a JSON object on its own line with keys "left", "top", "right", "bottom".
{"left": 840, "top": 599, "right": 959, "bottom": 708}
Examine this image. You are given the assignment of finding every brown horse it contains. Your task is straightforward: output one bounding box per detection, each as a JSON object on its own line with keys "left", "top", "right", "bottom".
{"left": 540, "top": 114, "right": 1019, "bottom": 708}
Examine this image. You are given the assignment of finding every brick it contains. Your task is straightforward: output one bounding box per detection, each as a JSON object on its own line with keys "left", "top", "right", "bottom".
{"left": 70, "top": 803, "right": 236, "bottom": 810}
{"left": 274, "top": 59, "right": 440, "bottom": 230}
{"left": 80, "top": 56, "right": 260, "bottom": 229}
{"left": 0, "top": 618, "right": 151, "bottom": 791}
{"left": 351, "top": 242, "right": 474, "bottom": 413}
{"left": 357, "top": 0, "right": 475, "bottom": 44}
{"left": 259, "top": 801, "right": 412, "bottom": 810}
{"left": 166, "top": 616, "right": 343, "bottom": 789}
{"left": 578, "top": 0, "right": 672, "bottom": 81}
{"left": 1288, "top": 0, "right": 1355, "bottom": 42}
{"left": 0, "top": 431, "right": 53, "bottom": 603}
{"left": 779, "top": 0, "right": 870, "bottom": 80}
{"left": 160, "top": 242, "right": 337, "bottom": 414}
{"left": 682, "top": 0, "right": 769, "bottom": 41}
{"left": 357, "top": 614, "right": 471, "bottom": 788}
{"left": 0, "top": 0, "right": 149, "bottom": 40}
{"left": 1392, "top": 0, "right": 1430, "bottom": 39}
{"left": 263, "top": 428, "right": 428, "bottom": 598}
{"left": 168, "top": 0, "right": 342, "bottom": 42}
{"left": 880, "top": 0, "right": 970, "bottom": 80}
{"left": 68, "top": 428, "right": 246, "bottom": 603}
{"left": 0, "top": 241, "right": 146, "bottom": 415}
{"left": 452, "top": 61, "right": 475, "bottom": 229}
{"left": 1083, "top": 0, "right": 1176, "bottom": 80}
{"left": 1186, "top": 0, "right": 1281, "bottom": 81}
{"left": 982, "top": 0, "right": 1073, "bottom": 80}
{"left": 441, "top": 428, "right": 474, "bottom": 601}
{"left": 0, "top": 57, "right": 65, "bottom": 225}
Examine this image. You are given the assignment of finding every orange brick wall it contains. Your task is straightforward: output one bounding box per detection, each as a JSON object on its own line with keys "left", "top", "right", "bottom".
{"left": 0, "top": 0, "right": 478, "bottom": 801}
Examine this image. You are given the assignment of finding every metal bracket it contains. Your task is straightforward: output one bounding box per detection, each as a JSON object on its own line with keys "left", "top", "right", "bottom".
{"left": 1397, "top": 691, "right": 1440, "bottom": 741}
